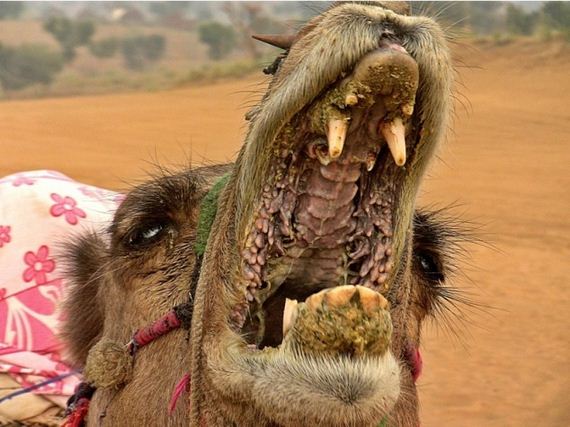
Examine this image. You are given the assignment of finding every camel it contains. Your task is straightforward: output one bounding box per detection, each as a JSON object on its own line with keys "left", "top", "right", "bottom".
{"left": 61, "top": 2, "right": 464, "bottom": 425}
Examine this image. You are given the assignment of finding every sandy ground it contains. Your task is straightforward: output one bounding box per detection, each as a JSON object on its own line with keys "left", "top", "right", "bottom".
{"left": 1, "top": 41, "right": 569, "bottom": 426}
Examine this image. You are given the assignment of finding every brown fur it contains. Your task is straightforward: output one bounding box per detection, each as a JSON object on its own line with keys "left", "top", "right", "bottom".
{"left": 60, "top": 2, "right": 464, "bottom": 426}
{"left": 62, "top": 168, "right": 229, "bottom": 424}
{"left": 60, "top": 232, "right": 106, "bottom": 367}
{"left": 189, "top": 2, "right": 452, "bottom": 425}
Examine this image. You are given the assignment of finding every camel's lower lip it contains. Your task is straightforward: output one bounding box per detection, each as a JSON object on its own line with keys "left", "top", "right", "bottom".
{"left": 236, "top": 44, "right": 420, "bottom": 347}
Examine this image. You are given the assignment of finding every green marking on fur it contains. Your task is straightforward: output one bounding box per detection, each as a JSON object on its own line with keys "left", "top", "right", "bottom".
{"left": 378, "top": 418, "right": 388, "bottom": 427}
{"left": 195, "top": 174, "right": 230, "bottom": 256}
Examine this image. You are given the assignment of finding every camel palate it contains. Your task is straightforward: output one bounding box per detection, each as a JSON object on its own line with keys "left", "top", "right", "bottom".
{"left": 62, "top": 2, "right": 467, "bottom": 426}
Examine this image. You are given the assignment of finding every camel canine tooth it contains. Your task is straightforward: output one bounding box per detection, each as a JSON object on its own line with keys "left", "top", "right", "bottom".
{"left": 366, "top": 151, "right": 377, "bottom": 172}
{"left": 380, "top": 117, "right": 406, "bottom": 166}
{"left": 282, "top": 298, "right": 298, "bottom": 336}
{"left": 327, "top": 118, "right": 348, "bottom": 159}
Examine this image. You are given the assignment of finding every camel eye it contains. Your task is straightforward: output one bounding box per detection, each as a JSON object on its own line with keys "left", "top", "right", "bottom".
{"left": 126, "top": 222, "right": 167, "bottom": 249}
{"left": 416, "top": 250, "right": 444, "bottom": 283}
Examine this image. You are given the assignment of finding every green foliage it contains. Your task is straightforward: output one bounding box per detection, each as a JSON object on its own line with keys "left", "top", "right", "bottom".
{"left": 542, "top": 2, "right": 570, "bottom": 31}
{"left": 492, "top": 32, "right": 513, "bottom": 47}
{"left": 120, "top": 34, "right": 166, "bottom": 70}
{"left": 198, "top": 21, "right": 236, "bottom": 60}
{"left": 506, "top": 4, "right": 538, "bottom": 36}
{"left": 89, "top": 37, "right": 119, "bottom": 59}
{"left": 43, "top": 16, "right": 95, "bottom": 62}
{"left": 143, "top": 35, "right": 166, "bottom": 61}
{"left": 181, "top": 58, "right": 268, "bottom": 85}
{"left": 149, "top": 1, "right": 189, "bottom": 19}
{"left": 0, "top": 1, "right": 24, "bottom": 20}
{"left": 0, "top": 43, "right": 64, "bottom": 91}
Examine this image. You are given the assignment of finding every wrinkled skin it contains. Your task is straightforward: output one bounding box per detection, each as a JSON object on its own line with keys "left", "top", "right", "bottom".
{"left": 62, "top": 2, "right": 460, "bottom": 426}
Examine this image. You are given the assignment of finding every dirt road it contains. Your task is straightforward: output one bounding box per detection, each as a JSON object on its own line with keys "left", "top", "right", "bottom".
{"left": 1, "top": 41, "right": 568, "bottom": 426}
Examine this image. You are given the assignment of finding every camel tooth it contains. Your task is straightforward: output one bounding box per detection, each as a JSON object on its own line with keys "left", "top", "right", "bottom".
{"left": 366, "top": 152, "right": 376, "bottom": 172}
{"left": 324, "top": 285, "right": 357, "bottom": 308}
{"left": 380, "top": 117, "right": 406, "bottom": 166}
{"left": 345, "top": 93, "right": 358, "bottom": 106}
{"left": 306, "top": 292, "right": 325, "bottom": 311}
{"left": 327, "top": 118, "right": 347, "bottom": 159}
{"left": 315, "top": 147, "right": 331, "bottom": 166}
{"left": 402, "top": 103, "right": 414, "bottom": 116}
{"left": 355, "top": 285, "right": 389, "bottom": 313}
{"left": 282, "top": 298, "right": 298, "bottom": 337}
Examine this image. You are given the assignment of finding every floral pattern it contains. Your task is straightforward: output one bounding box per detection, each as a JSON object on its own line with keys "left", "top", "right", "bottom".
{"left": 0, "top": 170, "right": 118, "bottom": 400}
{"left": 12, "top": 175, "right": 35, "bottom": 186}
{"left": 49, "top": 193, "right": 87, "bottom": 225}
{"left": 0, "top": 225, "right": 10, "bottom": 247}
{"left": 23, "top": 245, "right": 55, "bottom": 285}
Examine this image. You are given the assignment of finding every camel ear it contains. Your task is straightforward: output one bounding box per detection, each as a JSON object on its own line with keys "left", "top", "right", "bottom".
{"left": 60, "top": 232, "right": 107, "bottom": 368}
{"left": 252, "top": 34, "right": 296, "bottom": 50}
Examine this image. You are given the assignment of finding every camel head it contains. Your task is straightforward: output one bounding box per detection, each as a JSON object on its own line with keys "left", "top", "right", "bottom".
{"left": 190, "top": 1, "right": 454, "bottom": 426}
{"left": 60, "top": 2, "right": 463, "bottom": 426}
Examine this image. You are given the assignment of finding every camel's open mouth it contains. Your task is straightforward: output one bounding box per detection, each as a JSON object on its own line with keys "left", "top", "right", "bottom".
{"left": 235, "top": 41, "right": 421, "bottom": 349}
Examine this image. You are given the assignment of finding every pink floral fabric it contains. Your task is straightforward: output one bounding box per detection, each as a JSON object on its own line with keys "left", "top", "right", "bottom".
{"left": 49, "top": 194, "right": 87, "bottom": 225}
{"left": 0, "top": 170, "right": 121, "bottom": 404}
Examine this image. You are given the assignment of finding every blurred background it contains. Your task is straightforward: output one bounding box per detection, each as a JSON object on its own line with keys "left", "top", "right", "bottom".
{"left": 0, "top": 2, "right": 568, "bottom": 427}
{"left": 0, "top": 1, "right": 567, "bottom": 100}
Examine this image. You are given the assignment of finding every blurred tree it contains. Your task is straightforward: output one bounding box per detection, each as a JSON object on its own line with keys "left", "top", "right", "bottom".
{"left": 0, "top": 1, "right": 24, "bottom": 20}
{"left": 271, "top": 1, "right": 328, "bottom": 20}
{"left": 149, "top": 2, "right": 189, "bottom": 20}
{"left": 121, "top": 34, "right": 166, "bottom": 70}
{"left": 198, "top": 21, "right": 236, "bottom": 60}
{"left": 43, "top": 17, "right": 95, "bottom": 62}
{"left": 467, "top": 2, "right": 502, "bottom": 35}
{"left": 89, "top": 37, "right": 119, "bottom": 59}
{"left": 144, "top": 35, "right": 166, "bottom": 61}
{"left": 192, "top": 2, "right": 213, "bottom": 21}
{"left": 506, "top": 4, "right": 538, "bottom": 36}
{"left": 223, "top": 2, "right": 287, "bottom": 59}
{"left": 0, "top": 43, "right": 64, "bottom": 91}
{"left": 542, "top": 2, "right": 570, "bottom": 31}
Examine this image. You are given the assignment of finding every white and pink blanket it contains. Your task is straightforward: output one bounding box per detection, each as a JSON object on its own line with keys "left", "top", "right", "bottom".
{"left": 0, "top": 170, "right": 122, "bottom": 420}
